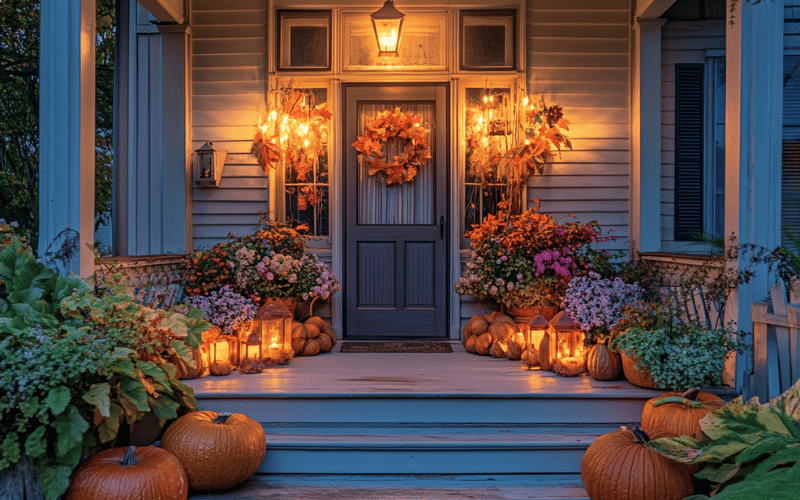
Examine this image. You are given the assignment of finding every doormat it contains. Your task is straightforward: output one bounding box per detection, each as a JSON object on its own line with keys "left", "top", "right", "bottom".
{"left": 339, "top": 342, "right": 453, "bottom": 353}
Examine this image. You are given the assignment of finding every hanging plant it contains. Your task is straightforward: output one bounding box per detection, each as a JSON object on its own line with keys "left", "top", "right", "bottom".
{"left": 351, "top": 106, "right": 432, "bottom": 186}
{"left": 252, "top": 83, "right": 332, "bottom": 185}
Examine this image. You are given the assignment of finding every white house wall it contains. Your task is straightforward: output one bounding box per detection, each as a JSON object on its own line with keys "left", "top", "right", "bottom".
{"left": 190, "top": 0, "right": 270, "bottom": 250}
{"left": 526, "top": 0, "right": 631, "bottom": 254}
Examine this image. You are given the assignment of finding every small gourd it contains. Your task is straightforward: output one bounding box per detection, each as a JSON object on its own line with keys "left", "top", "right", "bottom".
{"left": 586, "top": 342, "right": 621, "bottom": 381}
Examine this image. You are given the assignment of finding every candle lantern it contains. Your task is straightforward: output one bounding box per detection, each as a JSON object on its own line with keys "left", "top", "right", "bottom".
{"left": 521, "top": 315, "right": 549, "bottom": 370}
{"left": 550, "top": 311, "right": 584, "bottom": 359}
{"left": 194, "top": 140, "right": 227, "bottom": 187}
{"left": 257, "top": 299, "right": 294, "bottom": 365}
{"left": 208, "top": 339, "right": 233, "bottom": 376}
{"left": 549, "top": 311, "right": 586, "bottom": 377}
{"left": 240, "top": 332, "right": 263, "bottom": 374}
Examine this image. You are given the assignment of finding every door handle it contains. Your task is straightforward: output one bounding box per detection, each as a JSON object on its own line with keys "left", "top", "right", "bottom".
{"left": 440, "top": 215, "right": 445, "bottom": 240}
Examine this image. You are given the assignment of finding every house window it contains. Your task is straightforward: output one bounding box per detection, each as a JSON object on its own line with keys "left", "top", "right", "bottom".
{"left": 783, "top": 2, "right": 800, "bottom": 247}
{"left": 463, "top": 87, "right": 510, "bottom": 239}
{"left": 281, "top": 88, "right": 330, "bottom": 238}
{"left": 673, "top": 58, "right": 725, "bottom": 242}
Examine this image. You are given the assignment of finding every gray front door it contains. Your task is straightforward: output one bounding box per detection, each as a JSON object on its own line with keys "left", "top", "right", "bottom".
{"left": 343, "top": 84, "right": 449, "bottom": 338}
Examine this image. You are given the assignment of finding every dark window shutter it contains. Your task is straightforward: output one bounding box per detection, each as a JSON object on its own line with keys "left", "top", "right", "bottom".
{"left": 674, "top": 64, "right": 705, "bottom": 241}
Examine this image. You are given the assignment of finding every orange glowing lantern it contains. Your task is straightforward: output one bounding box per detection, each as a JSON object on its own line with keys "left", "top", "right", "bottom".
{"left": 371, "top": 0, "right": 405, "bottom": 56}
{"left": 550, "top": 311, "right": 584, "bottom": 359}
{"left": 257, "top": 299, "right": 294, "bottom": 364}
{"left": 239, "top": 332, "right": 263, "bottom": 374}
{"left": 208, "top": 339, "right": 232, "bottom": 376}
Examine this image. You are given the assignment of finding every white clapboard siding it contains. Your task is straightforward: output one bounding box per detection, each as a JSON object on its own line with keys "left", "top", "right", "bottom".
{"left": 526, "top": 0, "right": 631, "bottom": 255}
{"left": 190, "top": 0, "right": 268, "bottom": 250}
{"left": 660, "top": 20, "right": 725, "bottom": 251}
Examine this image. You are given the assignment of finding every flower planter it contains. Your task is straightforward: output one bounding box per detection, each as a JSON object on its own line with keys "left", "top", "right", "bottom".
{"left": 506, "top": 305, "right": 559, "bottom": 325}
{"left": 620, "top": 352, "right": 661, "bottom": 390}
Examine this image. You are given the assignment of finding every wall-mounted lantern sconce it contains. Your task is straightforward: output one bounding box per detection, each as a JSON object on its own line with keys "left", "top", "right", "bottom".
{"left": 370, "top": 0, "right": 405, "bottom": 57}
{"left": 194, "top": 141, "right": 227, "bottom": 187}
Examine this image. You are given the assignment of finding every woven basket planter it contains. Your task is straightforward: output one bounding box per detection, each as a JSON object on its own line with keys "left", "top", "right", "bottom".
{"left": 620, "top": 352, "right": 661, "bottom": 390}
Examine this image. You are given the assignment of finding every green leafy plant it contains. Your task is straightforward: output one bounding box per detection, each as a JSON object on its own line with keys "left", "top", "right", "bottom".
{"left": 612, "top": 323, "right": 747, "bottom": 390}
{"left": 0, "top": 238, "right": 208, "bottom": 500}
{"left": 647, "top": 379, "right": 800, "bottom": 499}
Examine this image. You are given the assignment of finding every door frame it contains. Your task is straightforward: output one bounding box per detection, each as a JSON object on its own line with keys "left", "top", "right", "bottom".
{"left": 339, "top": 82, "right": 452, "bottom": 339}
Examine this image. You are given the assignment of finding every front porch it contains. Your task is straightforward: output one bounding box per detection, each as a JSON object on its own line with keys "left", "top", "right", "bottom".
{"left": 182, "top": 341, "right": 709, "bottom": 500}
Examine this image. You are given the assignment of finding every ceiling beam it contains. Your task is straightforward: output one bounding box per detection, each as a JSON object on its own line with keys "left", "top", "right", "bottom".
{"left": 635, "top": 0, "right": 678, "bottom": 19}
{"left": 138, "top": 0, "right": 184, "bottom": 24}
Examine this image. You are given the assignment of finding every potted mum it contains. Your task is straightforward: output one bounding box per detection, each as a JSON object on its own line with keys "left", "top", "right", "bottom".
{"left": 184, "top": 214, "right": 340, "bottom": 314}
{"left": 455, "top": 204, "right": 602, "bottom": 320}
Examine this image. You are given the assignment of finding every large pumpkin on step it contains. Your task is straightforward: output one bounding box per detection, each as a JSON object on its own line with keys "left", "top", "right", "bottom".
{"left": 159, "top": 411, "right": 266, "bottom": 491}
{"left": 65, "top": 446, "right": 187, "bottom": 500}
{"left": 641, "top": 388, "right": 725, "bottom": 440}
{"left": 580, "top": 426, "right": 694, "bottom": 500}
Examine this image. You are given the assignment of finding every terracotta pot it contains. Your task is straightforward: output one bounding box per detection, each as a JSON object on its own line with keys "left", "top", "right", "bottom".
{"left": 620, "top": 352, "right": 661, "bottom": 390}
{"left": 506, "top": 305, "right": 559, "bottom": 325}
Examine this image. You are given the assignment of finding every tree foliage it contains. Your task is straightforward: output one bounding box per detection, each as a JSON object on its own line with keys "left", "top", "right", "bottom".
{"left": 0, "top": 0, "right": 116, "bottom": 253}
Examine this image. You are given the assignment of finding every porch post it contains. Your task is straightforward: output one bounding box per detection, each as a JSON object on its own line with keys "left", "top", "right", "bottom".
{"left": 726, "top": 0, "right": 784, "bottom": 394}
{"left": 38, "top": 0, "right": 96, "bottom": 276}
{"left": 631, "top": 18, "right": 667, "bottom": 254}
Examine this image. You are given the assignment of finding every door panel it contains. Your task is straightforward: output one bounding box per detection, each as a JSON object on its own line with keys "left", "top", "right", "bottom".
{"left": 344, "top": 84, "right": 448, "bottom": 338}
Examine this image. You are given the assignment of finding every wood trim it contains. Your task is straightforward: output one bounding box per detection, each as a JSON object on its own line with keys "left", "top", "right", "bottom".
{"left": 138, "top": 0, "right": 185, "bottom": 24}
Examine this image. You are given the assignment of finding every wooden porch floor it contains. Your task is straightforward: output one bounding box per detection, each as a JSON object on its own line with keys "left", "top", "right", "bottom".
{"left": 183, "top": 340, "right": 662, "bottom": 398}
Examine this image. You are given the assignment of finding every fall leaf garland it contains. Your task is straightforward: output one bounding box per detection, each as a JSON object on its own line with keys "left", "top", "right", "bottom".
{"left": 351, "top": 107, "right": 432, "bottom": 186}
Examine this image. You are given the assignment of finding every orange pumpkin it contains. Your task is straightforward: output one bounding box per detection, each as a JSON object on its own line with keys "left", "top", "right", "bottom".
{"left": 580, "top": 426, "right": 694, "bottom": 500}
{"left": 586, "top": 342, "right": 621, "bottom": 381}
{"left": 641, "top": 388, "right": 725, "bottom": 440}
{"left": 65, "top": 446, "right": 187, "bottom": 500}
{"left": 159, "top": 411, "right": 266, "bottom": 491}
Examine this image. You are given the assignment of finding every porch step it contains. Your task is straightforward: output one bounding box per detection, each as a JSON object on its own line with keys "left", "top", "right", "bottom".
{"left": 259, "top": 423, "right": 617, "bottom": 475}
{"left": 187, "top": 474, "right": 590, "bottom": 500}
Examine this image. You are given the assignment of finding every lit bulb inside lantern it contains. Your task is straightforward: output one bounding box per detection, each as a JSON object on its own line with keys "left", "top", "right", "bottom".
{"left": 269, "top": 110, "right": 277, "bottom": 121}
{"left": 304, "top": 139, "right": 310, "bottom": 147}
{"left": 483, "top": 95, "right": 488, "bottom": 103}
{"left": 522, "top": 96, "right": 529, "bottom": 107}
{"left": 268, "top": 339, "right": 281, "bottom": 360}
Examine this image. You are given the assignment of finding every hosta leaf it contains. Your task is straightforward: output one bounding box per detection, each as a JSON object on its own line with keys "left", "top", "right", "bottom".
{"left": 695, "top": 462, "right": 741, "bottom": 483}
{"left": 709, "top": 462, "right": 800, "bottom": 499}
{"left": 82, "top": 383, "right": 111, "bottom": 418}
{"left": 695, "top": 439, "right": 750, "bottom": 462}
{"left": 110, "top": 357, "right": 137, "bottom": 379}
{"left": 735, "top": 436, "right": 789, "bottom": 463}
{"left": 647, "top": 435, "right": 703, "bottom": 463}
{"left": 44, "top": 386, "right": 71, "bottom": 416}
{"left": 751, "top": 445, "right": 800, "bottom": 476}
{"left": 171, "top": 339, "right": 191, "bottom": 364}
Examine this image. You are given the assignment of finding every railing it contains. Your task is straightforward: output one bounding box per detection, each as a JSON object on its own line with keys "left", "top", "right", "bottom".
{"left": 751, "top": 280, "right": 800, "bottom": 401}
{"left": 95, "top": 254, "right": 190, "bottom": 308}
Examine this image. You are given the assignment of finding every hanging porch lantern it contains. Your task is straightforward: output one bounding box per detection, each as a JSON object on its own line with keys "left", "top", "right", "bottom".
{"left": 257, "top": 299, "right": 294, "bottom": 365}
{"left": 194, "top": 140, "right": 227, "bottom": 187}
{"left": 370, "top": 0, "right": 405, "bottom": 57}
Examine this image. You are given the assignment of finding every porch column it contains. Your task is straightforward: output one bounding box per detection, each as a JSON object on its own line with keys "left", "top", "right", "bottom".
{"left": 726, "top": 0, "right": 784, "bottom": 393}
{"left": 38, "top": 0, "right": 96, "bottom": 276}
{"left": 118, "top": 3, "right": 191, "bottom": 256}
{"left": 631, "top": 18, "right": 667, "bottom": 254}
